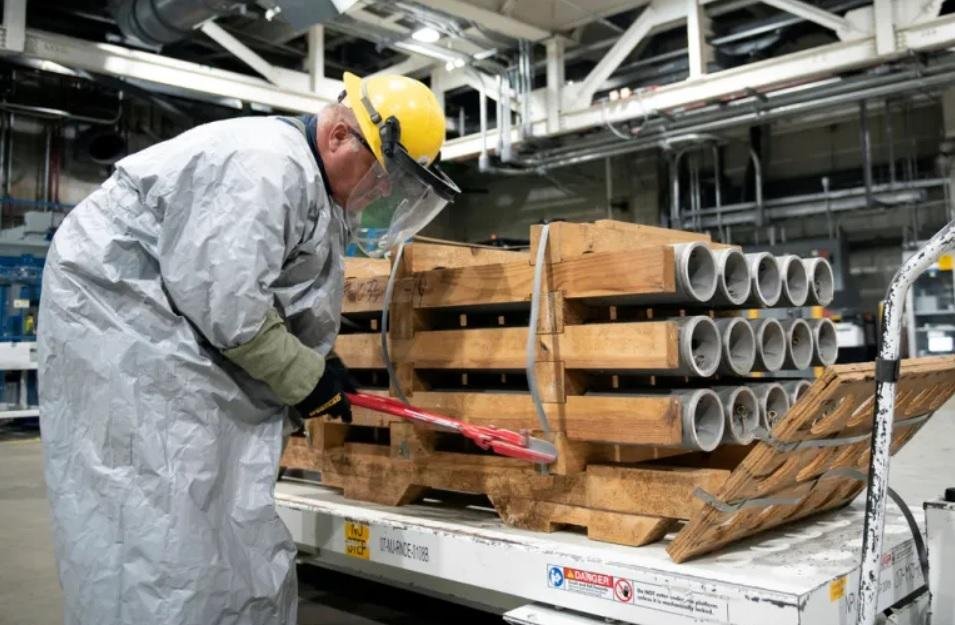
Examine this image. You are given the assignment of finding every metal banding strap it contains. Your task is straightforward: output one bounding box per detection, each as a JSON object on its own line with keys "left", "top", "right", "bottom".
{"left": 875, "top": 357, "right": 901, "bottom": 383}
{"left": 753, "top": 412, "right": 931, "bottom": 452}
{"left": 695, "top": 411, "right": 935, "bottom": 512}
{"left": 693, "top": 468, "right": 868, "bottom": 513}
{"left": 526, "top": 223, "right": 552, "bottom": 436}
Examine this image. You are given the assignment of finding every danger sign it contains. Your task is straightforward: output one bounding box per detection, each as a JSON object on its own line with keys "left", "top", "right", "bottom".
{"left": 614, "top": 578, "right": 634, "bottom": 603}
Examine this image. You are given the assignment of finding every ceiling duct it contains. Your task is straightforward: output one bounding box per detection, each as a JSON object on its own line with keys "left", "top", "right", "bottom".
{"left": 269, "top": 0, "right": 361, "bottom": 30}
{"left": 110, "top": 0, "right": 256, "bottom": 46}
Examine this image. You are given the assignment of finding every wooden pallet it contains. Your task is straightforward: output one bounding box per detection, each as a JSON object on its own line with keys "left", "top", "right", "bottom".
{"left": 313, "top": 222, "right": 955, "bottom": 559}
{"left": 281, "top": 356, "right": 955, "bottom": 559}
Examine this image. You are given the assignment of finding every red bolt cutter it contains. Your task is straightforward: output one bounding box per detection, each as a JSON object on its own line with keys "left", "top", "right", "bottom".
{"left": 346, "top": 391, "right": 558, "bottom": 465}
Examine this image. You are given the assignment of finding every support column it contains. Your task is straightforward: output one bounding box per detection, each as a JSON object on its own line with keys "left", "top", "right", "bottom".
{"left": 686, "top": 0, "right": 712, "bottom": 79}
{"left": 873, "top": 0, "right": 896, "bottom": 55}
{"left": 545, "top": 36, "right": 565, "bottom": 134}
{"left": 3, "top": 0, "right": 26, "bottom": 53}
{"left": 307, "top": 25, "right": 325, "bottom": 93}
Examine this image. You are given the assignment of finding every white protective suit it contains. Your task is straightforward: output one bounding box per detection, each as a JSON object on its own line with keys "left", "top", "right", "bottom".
{"left": 38, "top": 116, "right": 345, "bottom": 625}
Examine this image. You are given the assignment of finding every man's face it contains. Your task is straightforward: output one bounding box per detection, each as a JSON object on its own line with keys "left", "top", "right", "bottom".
{"left": 323, "top": 119, "right": 379, "bottom": 208}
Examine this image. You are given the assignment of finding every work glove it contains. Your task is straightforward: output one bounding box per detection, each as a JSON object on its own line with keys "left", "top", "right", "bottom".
{"left": 295, "top": 357, "right": 358, "bottom": 423}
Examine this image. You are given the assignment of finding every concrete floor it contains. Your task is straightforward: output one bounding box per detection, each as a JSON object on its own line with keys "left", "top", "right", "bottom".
{"left": 1, "top": 403, "right": 953, "bottom": 625}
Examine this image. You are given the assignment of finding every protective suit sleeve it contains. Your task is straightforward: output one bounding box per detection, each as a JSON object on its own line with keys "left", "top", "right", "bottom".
{"left": 223, "top": 309, "right": 325, "bottom": 405}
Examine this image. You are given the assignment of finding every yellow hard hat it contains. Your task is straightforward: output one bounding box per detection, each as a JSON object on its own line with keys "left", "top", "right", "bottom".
{"left": 343, "top": 71, "right": 446, "bottom": 167}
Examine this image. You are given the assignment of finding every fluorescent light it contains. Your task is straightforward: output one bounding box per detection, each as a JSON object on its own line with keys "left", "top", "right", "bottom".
{"left": 411, "top": 27, "right": 441, "bottom": 43}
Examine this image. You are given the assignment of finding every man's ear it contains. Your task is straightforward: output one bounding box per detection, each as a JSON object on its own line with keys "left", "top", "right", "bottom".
{"left": 327, "top": 121, "right": 350, "bottom": 153}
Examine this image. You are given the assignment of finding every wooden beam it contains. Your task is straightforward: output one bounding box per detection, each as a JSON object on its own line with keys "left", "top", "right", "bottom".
{"left": 415, "top": 246, "right": 676, "bottom": 308}
{"left": 406, "top": 321, "right": 680, "bottom": 371}
{"left": 402, "top": 242, "right": 528, "bottom": 273}
{"left": 586, "top": 465, "right": 729, "bottom": 518}
{"left": 529, "top": 221, "right": 709, "bottom": 262}
{"left": 335, "top": 333, "right": 385, "bottom": 369}
{"left": 344, "top": 257, "right": 391, "bottom": 279}
{"left": 410, "top": 391, "right": 683, "bottom": 446}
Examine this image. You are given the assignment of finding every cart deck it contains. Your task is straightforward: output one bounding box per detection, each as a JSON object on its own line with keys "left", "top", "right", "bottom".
{"left": 276, "top": 480, "right": 925, "bottom": 625}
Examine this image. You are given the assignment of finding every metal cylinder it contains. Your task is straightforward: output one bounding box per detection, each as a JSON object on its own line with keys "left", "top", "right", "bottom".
{"left": 675, "top": 316, "right": 722, "bottom": 377}
{"left": 750, "top": 382, "right": 791, "bottom": 431}
{"left": 781, "top": 318, "right": 813, "bottom": 370}
{"left": 777, "top": 255, "right": 809, "bottom": 307}
{"left": 673, "top": 389, "right": 726, "bottom": 452}
{"left": 803, "top": 257, "right": 835, "bottom": 306}
{"left": 781, "top": 380, "right": 812, "bottom": 405}
{"left": 715, "top": 317, "right": 756, "bottom": 376}
{"left": 111, "top": 0, "right": 254, "bottom": 46}
{"left": 808, "top": 318, "right": 839, "bottom": 366}
{"left": 715, "top": 386, "right": 760, "bottom": 445}
{"left": 743, "top": 252, "right": 782, "bottom": 307}
{"left": 626, "top": 242, "right": 718, "bottom": 305}
{"left": 710, "top": 248, "right": 752, "bottom": 306}
{"left": 749, "top": 318, "right": 786, "bottom": 372}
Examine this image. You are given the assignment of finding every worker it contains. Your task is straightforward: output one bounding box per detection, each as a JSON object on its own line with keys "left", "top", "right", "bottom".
{"left": 38, "top": 72, "right": 459, "bottom": 625}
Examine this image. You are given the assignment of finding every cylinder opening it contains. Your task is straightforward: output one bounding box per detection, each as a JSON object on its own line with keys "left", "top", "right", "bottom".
{"left": 757, "top": 319, "right": 786, "bottom": 372}
{"left": 762, "top": 385, "right": 791, "bottom": 430}
{"left": 787, "top": 320, "right": 813, "bottom": 369}
{"left": 680, "top": 243, "right": 718, "bottom": 302}
{"left": 749, "top": 253, "right": 781, "bottom": 306}
{"left": 781, "top": 256, "right": 809, "bottom": 306}
{"left": 787, "top": 380, "right": 812, "bottom": 404}
{"left": 809, "top": 259, "right": 835, "bottom": 306}
{"left": 724, "top": 387, "right": 759, "bottom": 444}
{"left": 814, "top": 319, "right": 839, "bottom": 365}
{"left": 688, "top": 391, "right": 725, "bottom": 452}
{"left": 720, "top": 250, "right": 752, "bottom": 305}
{"left": 684, "top": 317, "right": 722, "bottom": 377}
{"left": 722, "top": 319, "right": 756, "bottom": 375}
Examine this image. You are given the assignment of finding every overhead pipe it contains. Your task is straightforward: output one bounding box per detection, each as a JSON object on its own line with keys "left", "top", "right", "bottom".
{"left": 715, "top": 318, "right": 756, "bottom": 376}
{"left": 749, "top": 382, "right": 791, "bottom": 431}
{"left": 808, "top": 318, "right": 839, "bottom": 366}
{"left": 743, "top": 252, "right": 782, "bottom": 307}
{"left": 111, "top": 0, "right": 255, "bottom": 46}
{"left": 781, "top": 318, "right": 813, "bottom": 370}
{"left": 776, "top": 255, "right": 809, "bottom": 307}
{"left": 510, "top": 65, "right": 955, "bottom": 173}
{"left": 749, "top": 318, "right": 786, "bottom": 372}
{"left": 781, "top": 380, "right": 812, "bottom": 406}
{"left": 711, "top": 248, "right": 752, "bottom": 307}
{"left": 714, "top": 386, "right": 760, "bottom": 445}
{"left": 803, "top": 257, "right": 835, "bottom": 306}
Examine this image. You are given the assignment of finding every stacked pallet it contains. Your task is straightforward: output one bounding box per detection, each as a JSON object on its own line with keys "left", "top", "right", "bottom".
{"left": 282, "top": 220, "right": 955, "bottom": 561}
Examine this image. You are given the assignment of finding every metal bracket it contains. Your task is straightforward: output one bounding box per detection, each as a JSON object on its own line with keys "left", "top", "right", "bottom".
{"left": 875, "top": 357, "right": 901, "bottom": 383}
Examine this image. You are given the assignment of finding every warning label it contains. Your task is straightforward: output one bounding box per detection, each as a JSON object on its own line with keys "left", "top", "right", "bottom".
{"left": 547, "top": 564, "right": 729, "bottom": 620}
{"left": 614, "top": 578, "right": 634, "bottom": 603}
{"left": 632, "top": 583, "right": 729, "bottom": 620}
{"left": 344, "top": 520, "right": 370, "bottom": 560}
{"left": 547, "top": 565, "right": 615, "bottom": 600}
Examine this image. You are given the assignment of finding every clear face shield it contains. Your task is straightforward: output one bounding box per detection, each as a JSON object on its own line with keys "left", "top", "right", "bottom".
{"left": 342, "top": 89, "right": 461, "bottom": 258}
